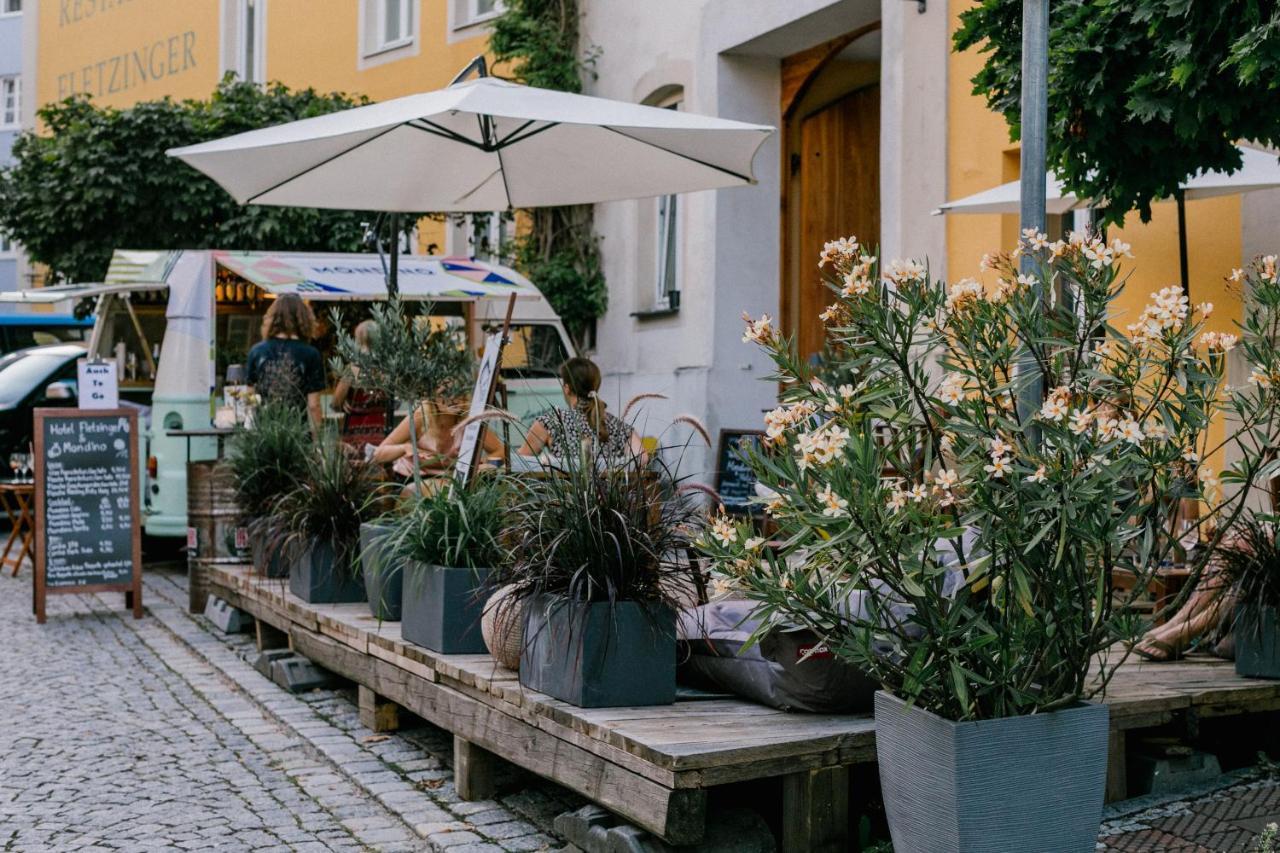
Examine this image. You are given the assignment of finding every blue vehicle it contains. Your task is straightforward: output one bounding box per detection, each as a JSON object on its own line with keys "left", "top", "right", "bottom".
{"left": 0, "top": 314, "right": 93, "bottom": 356}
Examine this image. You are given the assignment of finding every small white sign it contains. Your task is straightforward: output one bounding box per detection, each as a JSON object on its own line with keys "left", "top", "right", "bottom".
{"left": 77, "top": 359, "right": 119, "bottom": 410}
{"left": 454, "top": 331, "right": 505, "bottom": 485}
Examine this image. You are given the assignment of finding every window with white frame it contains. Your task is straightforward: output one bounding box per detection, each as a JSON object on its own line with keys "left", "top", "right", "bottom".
{"left": 1, "top": 0, "right": 21, "bottom": 16}
{"left": 0, "top": 231, "right": 14, "bottom": 257}
{"left": 653, "top": 94, "right": 683, "bottom": 309}
{"left": 222, "top": 0, "right": 266, "bottom": 83}
{"left": 0, "top": 77, "right": 19, "bottom": 129}
{"left": 453, "top": 0, "right": 502, "bottom": 30}
{"left": 372, "top": 0, "right": 414, "bottom": 53}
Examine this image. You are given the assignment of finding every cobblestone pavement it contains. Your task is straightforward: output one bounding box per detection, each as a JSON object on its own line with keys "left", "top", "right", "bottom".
{"left": 1098, "top": 776, "right": 1280, "bottom": 852}
{"left": 0, "top": 565, "right": 573, "bottom": 852}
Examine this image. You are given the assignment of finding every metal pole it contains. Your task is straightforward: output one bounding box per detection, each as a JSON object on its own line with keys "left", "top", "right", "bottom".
{"left": 1175, "top": 189, "right": 1190, "bottom": 298}
{"left": 388, "top": 211, "right": 400, "bottom": 299}
{"left": 1016, "top": 0, "right": 1050, "bottom": 426}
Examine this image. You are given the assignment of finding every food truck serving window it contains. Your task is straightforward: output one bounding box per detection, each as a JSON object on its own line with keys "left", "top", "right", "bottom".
{"left": 499, "top": 324, "right": 569, "bottom": 379}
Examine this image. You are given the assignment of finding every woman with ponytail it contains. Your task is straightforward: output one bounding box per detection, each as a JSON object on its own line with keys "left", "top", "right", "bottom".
{"left": 518, "top": 357, "right": 642, "bottom": 461}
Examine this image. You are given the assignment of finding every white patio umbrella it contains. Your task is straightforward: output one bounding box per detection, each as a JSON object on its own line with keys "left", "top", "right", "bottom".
{"left": 167, "top": 74, "right": 772, "bottom": 214}
{"left": 934, "top": 144, "right": 1280, "bottom": 295}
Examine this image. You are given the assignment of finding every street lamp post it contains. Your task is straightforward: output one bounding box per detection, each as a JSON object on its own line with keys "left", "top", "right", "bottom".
{"left": 1017, "top": 0, "right": 1050, "bottom": 425}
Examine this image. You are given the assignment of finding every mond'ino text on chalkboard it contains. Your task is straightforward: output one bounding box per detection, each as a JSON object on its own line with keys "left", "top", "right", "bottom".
{"left": 42, "top": 416, "right": 134, "bottom": 588}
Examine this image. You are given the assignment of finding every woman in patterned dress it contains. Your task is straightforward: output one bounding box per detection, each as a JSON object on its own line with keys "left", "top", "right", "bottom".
{"left": 517, "top": 357, "right": 644, "bottom": 461}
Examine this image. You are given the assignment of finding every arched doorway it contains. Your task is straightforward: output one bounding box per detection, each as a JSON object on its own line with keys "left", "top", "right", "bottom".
{"left": 781, "top": 25, "right": 881, "bottom": 362}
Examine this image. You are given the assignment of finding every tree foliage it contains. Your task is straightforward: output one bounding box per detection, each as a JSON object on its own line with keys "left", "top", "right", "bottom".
{"left": 491, "top": 0, "right": 606, "bottom": 348}
{"left": 0, "top": 77, "right": 374, "bottom": 284}
{"left": 955, "top": 0, "right": 1280, "bottom": 225}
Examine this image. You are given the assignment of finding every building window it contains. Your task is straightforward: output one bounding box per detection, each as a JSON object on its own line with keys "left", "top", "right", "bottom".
{"left": 0, "top": 231, "right": 15, "bottom": 257}
{"left": 222, "top": 0, "right": 266, "bottom": 83}
{"left": 453, "top": 0, "right": 502, "bottom": 30}
{"left": 0, "top": 77, "right": 19, "bottom": 129}
{"left": 1, "top": 0, "right": 21, "bottom": 16}
{"left": 373, "top": 0, "right": 414, "bottom": 53}
{"left": 652, "top": 94, "right": 683, "bottom": 310}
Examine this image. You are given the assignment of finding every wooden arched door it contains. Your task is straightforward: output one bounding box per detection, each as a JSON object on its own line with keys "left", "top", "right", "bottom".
{"left": 781, "top": 28, "right": 881, "bottom": 362}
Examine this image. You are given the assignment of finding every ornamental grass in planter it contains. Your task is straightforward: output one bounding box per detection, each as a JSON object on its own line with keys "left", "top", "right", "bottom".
{"left": 225, "top": 400, "right": 311, "bottom": 578}
{"left": 276, "top": 427, "right": 386, "bottom": 604}
{"left": 703, "top": 235, "right": 1280, "bottom": 853}
{"left": 1220, "top": 514, "right": 1280, "bottom": 678}
{"left": 501, "top": 439, "right": 706, "bottom": 708}
{"left": 386, "top": 475, "right": 508, "bottom": 654}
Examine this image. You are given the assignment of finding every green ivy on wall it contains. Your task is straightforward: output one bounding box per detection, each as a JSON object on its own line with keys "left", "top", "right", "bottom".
{"left": 491, "top": 0, "right": 606, "bottom": 349}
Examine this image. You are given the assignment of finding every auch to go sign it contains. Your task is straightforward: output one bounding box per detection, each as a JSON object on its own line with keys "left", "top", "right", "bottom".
{"left": 77, "top": 359, "right": 119, "bottom": 410}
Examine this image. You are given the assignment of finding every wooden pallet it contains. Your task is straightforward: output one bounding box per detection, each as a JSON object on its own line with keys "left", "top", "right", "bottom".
{"left": 206, "top": 564, "right": 1280, "bottom": 850}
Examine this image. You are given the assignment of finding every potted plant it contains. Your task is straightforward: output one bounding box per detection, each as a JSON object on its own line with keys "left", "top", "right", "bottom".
{"left": 276, "top": 427, "right": 385, "bottom": 604}
{"left": 1220, "top": 514, "right": 1280, "bottom": 678}
{"left": 225, "top": 399, "right": 311, "bottom": 578}
{"left": 704, "top": 236, "right": 1280, "bottom": 852}
{"left": 385, "top": 475, "right": 508, "bottom": 653}
{"left": 331, "top": 298, "right": 475, "bottom": 616}
{"left": 501, "top": 439, "right": 706, "bottom": 708}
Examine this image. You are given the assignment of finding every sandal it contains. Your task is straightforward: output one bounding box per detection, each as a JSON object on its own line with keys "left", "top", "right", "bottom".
{"left": 1133, "top": 638, "right": 1182, "bottom": 662}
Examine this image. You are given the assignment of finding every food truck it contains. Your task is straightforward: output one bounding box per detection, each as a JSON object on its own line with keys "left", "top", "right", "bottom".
{"left": 5, "top": 249, "right": 575, "bottom": 538}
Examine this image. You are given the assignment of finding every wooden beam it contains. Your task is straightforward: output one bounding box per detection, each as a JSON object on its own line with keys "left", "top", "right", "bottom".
{"left": 255, "top": 617, "right": 289, "bottom": 652}
{"left": 287, "top": 626, "right": 707, "bottom": 845}
{"left": 781, "top": 765, "right": 849, "bottom": 853}
{"left": 454, "top": 735, "right": 503, "bottom": 801}
{"left": 358, "top": 685, "right": 400, "bottom": 733}
{"left": 1105, "top": 730, "right": 1127, "bottom": 803}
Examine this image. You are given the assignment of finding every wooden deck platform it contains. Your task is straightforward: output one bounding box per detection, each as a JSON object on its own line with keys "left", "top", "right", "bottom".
{"left": 206, "top": 563, "right": 1280, "bottom": 850}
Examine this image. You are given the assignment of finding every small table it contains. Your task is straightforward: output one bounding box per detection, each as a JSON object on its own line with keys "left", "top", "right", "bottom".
{"left": 0, "top": 482, "right": 35, "bottom": 576}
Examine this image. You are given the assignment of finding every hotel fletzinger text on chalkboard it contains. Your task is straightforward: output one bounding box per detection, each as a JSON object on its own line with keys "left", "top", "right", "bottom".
{"left": 42, "top": 415, "right": 134, "bottom": 588}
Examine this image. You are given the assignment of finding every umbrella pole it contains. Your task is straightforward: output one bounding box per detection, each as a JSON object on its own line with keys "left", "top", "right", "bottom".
{"left": 1176, "top": 189, "right": 1190, "bottom": 298}
{"left": 388, "top": 212, "right": 400, "bottom": 299}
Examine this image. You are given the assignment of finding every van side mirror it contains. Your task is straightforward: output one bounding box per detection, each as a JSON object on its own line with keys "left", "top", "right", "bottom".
{"left": 45, "top": 380, "right": 78, "bottom": 401}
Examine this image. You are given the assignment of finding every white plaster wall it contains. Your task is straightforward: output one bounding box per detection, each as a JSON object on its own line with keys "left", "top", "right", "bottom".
{"left": 581, "top": 0, "right": 947, "bottom": 480}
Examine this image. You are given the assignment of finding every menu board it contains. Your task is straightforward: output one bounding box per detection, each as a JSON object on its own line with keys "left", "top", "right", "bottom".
{"left": 33, "top": 408, "right": 142, "bottom": 624}
{"left": 454, "top": 331, "right": 505, "bottom": 486}
{"left": 715, "top": 430, "right": 766, "bottom": 516}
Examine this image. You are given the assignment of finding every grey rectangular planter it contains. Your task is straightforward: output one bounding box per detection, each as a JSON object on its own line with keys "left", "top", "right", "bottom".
{"left": 1236, "top": 605, "right": 1280, "bottom": 679}
{"left": 360, "top": 522, "right": 402, "bottom": 621}
{"left": 400, "top": 561, "right": 488, "bottom": 654}
{"left": 288, "top": 540, "right": 366, "bottom": 604}
{"left": 875, "top": 691, "right": 1108, "bottom": 853}
{"left": 520, "top": 595, "right": 676, "bottom": 708}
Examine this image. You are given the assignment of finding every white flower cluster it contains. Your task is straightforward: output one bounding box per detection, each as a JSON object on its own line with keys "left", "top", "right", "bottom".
{"left": 1127, "top": 286, "right": 1190, "bottom": 345}
{"left": 883, "top": 259, "right": 926, "bottom": 286}
{"left": 938, "top": 372, "right": 966, "bottom": 406}
{"left": 1199, "top": 331, "right": 1238, "bottom": 353}
{"left": 983, "top": 436, "right": 1014, "bottom": 480}
{"left": 742, "top": 313, "right": 775, "bottom": 345}
{"left": 945, "top": 278, "right": 985, "bottom": 313}
{"left": 796, "top": 422, "right": 850, "bottom": 471}
{"left": 763, "top": 399, "right": 817, "bottom": 444}
{"left": 817, "top": 483, "right": 849, "bottom": 517}
{"left": 819, "top": 236, "right": 861, "bottom": 268}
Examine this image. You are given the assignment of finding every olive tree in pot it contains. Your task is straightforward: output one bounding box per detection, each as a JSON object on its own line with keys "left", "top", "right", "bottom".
{"left": 276, "top": 427, "right": 385, "bottom": 604}
{"left": 330, "top": 297, "right": 475, "bottom": 617}
{"left": 225, "top": 399, "right": 311, "bottom": 578}
{"left": 703, "top": 238, "right": 1280, "bottom": 852}
{"left": 385, "top": 475, "right": 508, "bottom": 653}
{"left": 501, "top": 439, "right": 706, "bottom": 709}
{"left": 1219, "top": 515, "right": 1280, "bottom": 678}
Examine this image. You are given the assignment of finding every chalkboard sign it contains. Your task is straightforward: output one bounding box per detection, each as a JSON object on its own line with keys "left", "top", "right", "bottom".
{"left": 33, "top": 408, "right": 142, "bottom": 624}
{"left": 715, "top": 429, "right": 766, "bottom": 516}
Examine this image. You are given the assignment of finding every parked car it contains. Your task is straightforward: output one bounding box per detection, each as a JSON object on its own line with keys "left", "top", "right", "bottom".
{"left": 0, "top": 343, "right": 87, "bottom": 463}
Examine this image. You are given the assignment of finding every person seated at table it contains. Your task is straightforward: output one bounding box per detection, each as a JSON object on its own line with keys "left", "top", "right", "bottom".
{"left": 331, "top": 320, "right": 389, "bottom": 449}
{"left": 373, "top": 399, "right": 501, "bottom": 492}
{"left": 517, "top": 357, "right": 643, "bottom": 461}
{"left": 246, "top": 293, "right": 326, "bottom": 429}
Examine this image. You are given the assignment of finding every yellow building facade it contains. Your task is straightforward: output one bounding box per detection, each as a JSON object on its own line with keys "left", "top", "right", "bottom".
{"left": 29, "top": 0, "right": 503, "bottom": 252}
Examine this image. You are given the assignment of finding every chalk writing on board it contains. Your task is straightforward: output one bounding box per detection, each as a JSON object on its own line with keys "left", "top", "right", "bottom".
{"left": 715, "top": 430, "right": 765, "bottom": 516}
{"left": 42, "top": 415, "right": 134, "bottom": 588}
